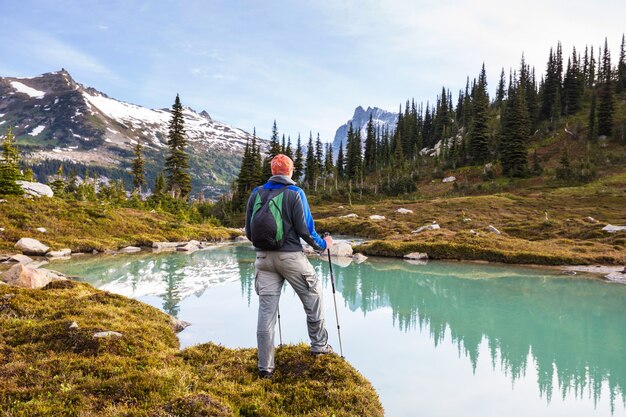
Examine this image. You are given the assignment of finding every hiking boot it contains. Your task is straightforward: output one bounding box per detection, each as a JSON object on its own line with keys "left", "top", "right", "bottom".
{"left": 311, "top": 344, "right": 334, "bottom": 355}
{"left": 259, "top": 370, "right": 273, "bottom": 379}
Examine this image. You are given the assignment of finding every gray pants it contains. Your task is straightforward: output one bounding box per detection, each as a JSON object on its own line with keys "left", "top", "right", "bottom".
{"left": 254, "top": 250, "right": 329, "bottom": 372}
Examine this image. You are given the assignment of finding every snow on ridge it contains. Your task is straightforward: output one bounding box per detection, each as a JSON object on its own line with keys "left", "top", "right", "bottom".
{"left": 29, "top": 125, "right": 46, "bottom": 136}
{"left": 10, "top": 81, "right": 46, "bottom": 99}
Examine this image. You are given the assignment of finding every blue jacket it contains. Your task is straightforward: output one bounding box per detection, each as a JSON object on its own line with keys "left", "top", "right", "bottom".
{"left": 245, "top": 175, "right": 327, "bottom": 252}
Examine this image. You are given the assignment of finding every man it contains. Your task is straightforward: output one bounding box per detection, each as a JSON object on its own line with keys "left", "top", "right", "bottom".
{"left": 245, "top": 154, "right": 334, "bottom": 379}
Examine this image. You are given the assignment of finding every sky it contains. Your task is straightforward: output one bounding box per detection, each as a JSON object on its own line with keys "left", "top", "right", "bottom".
{"left": 1, "top": 0, "right": 625, "bottom": 142}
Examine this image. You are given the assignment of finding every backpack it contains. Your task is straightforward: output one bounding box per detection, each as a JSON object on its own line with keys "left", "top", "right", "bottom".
{"left": 249, "top": 185, "right": 289, "bottom": 250}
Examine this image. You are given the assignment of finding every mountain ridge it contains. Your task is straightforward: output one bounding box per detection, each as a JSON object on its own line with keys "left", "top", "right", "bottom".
{"left": 0, "top": 69, "right": 263, "bottom": 198}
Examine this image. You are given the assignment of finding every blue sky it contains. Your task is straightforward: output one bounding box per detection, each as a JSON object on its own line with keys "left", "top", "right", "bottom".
{"left": 1, "top": 0, "right": 625, "bottom": 141}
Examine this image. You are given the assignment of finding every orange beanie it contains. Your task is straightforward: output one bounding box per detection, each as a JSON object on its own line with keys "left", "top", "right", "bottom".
{"left": 271, "top": 154, "right": 294, "bottom": 175}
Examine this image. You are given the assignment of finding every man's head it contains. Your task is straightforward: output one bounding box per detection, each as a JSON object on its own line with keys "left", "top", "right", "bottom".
{"left": 271, "top": 154, "right": 294, "bottom": 177}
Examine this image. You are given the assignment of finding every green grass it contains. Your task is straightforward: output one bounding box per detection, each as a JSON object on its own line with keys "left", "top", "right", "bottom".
{"left": 0, "top": 282, "right": 383, "bottom": 417}
{"left": 0, "top": 196, "right": 239, "bottom": 252}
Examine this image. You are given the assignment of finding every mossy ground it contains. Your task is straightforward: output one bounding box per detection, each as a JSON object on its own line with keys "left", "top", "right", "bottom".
{"left": 315, "top": 172, "right": 626, "bottom": 265}
{"left": 0, "top": 196, "right": 239, "bottom": 253}
{"left": 0, "top": 282, "right": 383, "bottom": 417}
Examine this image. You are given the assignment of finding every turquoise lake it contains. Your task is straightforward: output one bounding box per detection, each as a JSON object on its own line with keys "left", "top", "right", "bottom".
{"left": 51, "top": 244, "right": 626, "bottom": 417}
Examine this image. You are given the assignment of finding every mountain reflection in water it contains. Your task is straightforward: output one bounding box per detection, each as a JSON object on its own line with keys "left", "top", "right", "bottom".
{"left": 52, "top": 244, "right": 626, "bottom": 414}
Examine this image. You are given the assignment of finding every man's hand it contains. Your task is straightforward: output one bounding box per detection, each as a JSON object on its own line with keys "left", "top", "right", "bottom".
{"left": 323, "top": 235, "right": 333, "bottom": 251}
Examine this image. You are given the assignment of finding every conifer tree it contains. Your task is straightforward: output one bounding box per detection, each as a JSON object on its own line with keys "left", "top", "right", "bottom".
{"left": 468, "top": 64, "right": 490, "bottom": 164}
{"left": 618, "top": 34, "right": 626, "bottom": 93}
{"left": 588, "top": 91, "right": 597, "bottom": 141}
{"left": 304, "top": 133, "right": 317, "bottom": 189}
{"left": 597, "top": 38, "right": 615, "bottom": 137}
{"left": 49, "top": 165, "right": 66, "bottom": 196}
{"left": 0, "top": 127, "right": 23, "bottom": 195}
{"left": 164, "top": 94, "right": 191, "bottom": 199}
{"left": 500, "top": 78, "right": 529, "bottom": 177}
{"left": 363, "top": 114, "right": 377, "bottom": 173}
{"left": 131, "top": 142, "right": 145, "bottom": 193}
{"left": 262, "top": 120, "right": 282, "bottom": 180}
{"left": 154, "top": 173, "right": 165, "bottom": 196}
{"left": 336, "top": 141, "right": 345, "bottom": 179}
{"left": 285, "top": 135, "right": 294, "bottom": 160}
{"left": 315, "top": 133, "right": 324, "bottom": 185}
{"left": 495, "top": 68, "right": 506, "bottom": 107}
{"left": 293, "top": 134, "right": 304, "bottom": 182}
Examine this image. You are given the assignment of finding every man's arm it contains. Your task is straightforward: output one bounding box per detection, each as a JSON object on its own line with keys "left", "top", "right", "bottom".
{"left": 291, "top": 188, "right": 327, "bottom": 251}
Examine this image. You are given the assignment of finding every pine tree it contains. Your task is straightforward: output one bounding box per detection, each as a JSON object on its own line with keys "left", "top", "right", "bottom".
{"left": 597, "top": 38, "right": 615, "bottom": 137}
{"left": 363, "top": 114, "right": 377, "bottom": 173}
{"left": 315, "top": 133, "right": 324, "bottom": 188}
{"left": 588, "top": 90, "right": 597, "bottom": 141}
{"left": 262, "top": 120, "right": 282, "bottom": 180}
{"left": 293, "top": 134, "right": 304, "bottom": 182}
{"left": 304, "top": 132, "right": 317, "bottom": 189}
{"left": 154, "top": 173, "right": 165, "bottom": 196}
{"left": 49, "top": 165, "right": 66, "bottom": 196}
{"left": 495, "top": 68, "right": 506, "bottom": 107}
{"left": 164, "top": 94, "right": 191, "bottom": 199}
{"left": 0, "top": 127, "right": 23, "bottom": 195}
{"left": 336, "top": 141, "right": 345, "bottom": 179}
{"left": 285, "top": 135, "right": 294, "bottom": 160}
{"left": 556, "top": 146, "right": 572, "bottom": 180}
{"left": 618, "top": 34, "right": 626, "bottom": 93}
{"left": 131, "top": 142, "right": 145, "bottom": 193}
{"left": 500, "top": 77, "right": 529, "bottom": 177}
{"left": 468, "top": 64, "right": 490, "bottom": 164}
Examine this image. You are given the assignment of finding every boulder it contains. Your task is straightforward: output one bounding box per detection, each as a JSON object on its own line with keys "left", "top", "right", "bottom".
{"left": 442, "top": 176, "right": 456, "bottom": 183}
{"left": 1, "top": 264, "right": 66, "bottom": 288}
{"left": 46, "top": 248, "right": 72, "bottom": 258}
{"left": 352, "top": 253, "right": 368, "bottom": 264}
{"left": 369, "top": 215, "right": 386, "bottom": 220}
{"left": 8, "top": 254, "right": 34, "bottom": 264}
{"left": 605, "top": 272, "right": 626, "bottom": 284}
{"left": 119, "top": 246, "right": 141, "bottom": 254}
{"left": 602, "top": 224, "right": 626, "bottom": 233}
{"left": 0, "top": 254, "right": 10, "bottom": 262}
{"left": 330, "top": 242, "right": 353, "bottom": 257}
{"left": 152, "top": 242, "right": 180, "bottom": 249}
{"left": 171, "top": 317, "right": 191, "bottom": 333}
{"left": 412, "top": 222, "right": 440, "bottom": 234}
{"left": 15, "top": 181, "right": 54, "bottom": 198}
{"left": 15, "top": 238, "right": 50, "bottom": 255}
{"left": 93, "top": 331, "right": 123, "bottom": 338}
{"left": 488, "top": 225, "right": 501, "bottom": 235}
{"left": 404, "top": 252, "right": 429, "bottom": 260}
{"left": 340, "top": 213, "right": 359, "bottom": 218}
{"left": 177, "top": 240, "right": 201, "bottom": 252}
{"left": 396, "top": 208, "right": 413, "bottom": 214}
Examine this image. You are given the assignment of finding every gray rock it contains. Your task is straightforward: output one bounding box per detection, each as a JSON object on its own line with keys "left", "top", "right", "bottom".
{"left": 177, "top": 240, "right": 201, "bottom": 252}
{"left": 9, "top": 254, "right": 34, "bottom": 264}
{"left": 585, "top": 216, "right": 599, "bottom": 223}
{"left": 152, "top": 241, "right": 180, "bottom": 249}
{"left": 171, "top": 317, "right": 191, "bottom": 333}
{"left": 1, "top": 264, "right": 66, "bottom": 288}
{"left": 412, "top": 222, "right": 440, "bottom": 234}
{"left": 46, "top": 248, "right": 72, "bottom": 258}
{"left": 369, "top": 215, "right": 386, "bottom": 220}
{"left": 69, "top": 321, "right": 79, "bottom": 329}
{"left": 0, "top": 254, "right": 10, "bottom": 262}
{"left": 442, "top": 176, "right": 456, "bottom": 183}
{"left": 16, "top": 181, "right": 54, "bottom": 198}
{"left": 488, "top": 225, "right": 501, "bottom": 235}
{"left": 340, "top": 213, "right": 359, "bottom": 218}
{"left": 15, "top": 237, "right": 50, "bottom": 255}
{"left": 93, "top": 331, "right": 123, "bottom": 338}
{"left": 602, "top": 224, "right": 626, "bottom": 233}
{"left": 119, "top": 246, "right": 141, "bottom": 254}
{"left": 605, "top": 272, "right": 626, "bottom": 284}
{"left": 404, "top": 252, "right": 429, "bottom": 260}
{"left": 28, "top": 260, "right": 49, "bottom": 269}
{"left": 352, "top": 253, "right": 368, "bottom": 263}
{"left": 36, "top": 227, "right": 47, "bottom": 233}
{"left": 395, "top": 208, "right": 413, "bottom": 214}
{"left": 330, "top": 242, "right": 353, "bottom": 257}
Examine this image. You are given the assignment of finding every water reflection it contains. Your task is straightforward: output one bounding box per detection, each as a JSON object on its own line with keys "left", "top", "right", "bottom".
{"left": 53, "top": 245, "right": 626, "bottom": 413}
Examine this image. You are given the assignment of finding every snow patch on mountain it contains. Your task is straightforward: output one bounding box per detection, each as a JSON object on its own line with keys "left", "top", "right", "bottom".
{"left": 29, "top": 125, "right": 46, "bottom": 136}
{"left": 332, "top": 106, "right": 398, "bottom": 156}
{"left": 10, "top": 81, "right": 46, "bottom": 99}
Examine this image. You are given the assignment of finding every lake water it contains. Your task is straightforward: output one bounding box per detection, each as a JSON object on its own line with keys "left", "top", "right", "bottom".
{"left": 51, "top": 244, "right": 626, "bottom": 417}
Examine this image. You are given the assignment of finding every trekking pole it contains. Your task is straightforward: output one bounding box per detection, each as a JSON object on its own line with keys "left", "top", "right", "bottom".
{"left": 277, "top": 305, "right": 283, "bottom": 346}
{"left": 324, "top": 233, "right": 344, "bottom": 358}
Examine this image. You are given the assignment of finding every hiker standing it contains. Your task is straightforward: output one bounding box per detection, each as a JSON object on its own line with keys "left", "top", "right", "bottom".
{"left": 245, "top": 154, "right": 334, "bottom": 379}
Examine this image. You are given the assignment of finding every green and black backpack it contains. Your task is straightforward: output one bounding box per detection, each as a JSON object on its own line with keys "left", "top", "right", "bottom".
{"left": 249, "top": 185, "right": 289, "bottom": 250}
